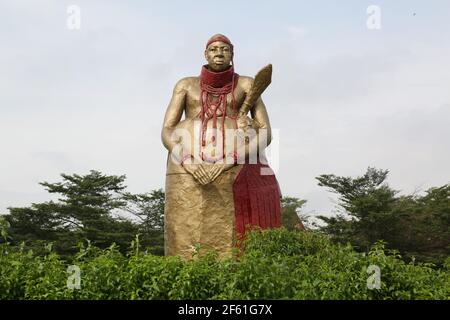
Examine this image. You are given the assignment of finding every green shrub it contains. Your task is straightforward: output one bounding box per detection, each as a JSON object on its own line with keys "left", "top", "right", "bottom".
{"left": 0, "top": 228, "right": 448, "bottom": 300}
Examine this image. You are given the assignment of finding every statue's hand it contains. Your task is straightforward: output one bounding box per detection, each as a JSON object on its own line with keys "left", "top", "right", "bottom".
{"left": 237, "top": 115, "right": 253, "bottom": 131}
{"left": 207, "top": 163, "right": 235, "bottom": 183}
{"left": 182, "top": 162, "right": 210, "bottom": 185}
{"left": 182, "top": 155, "right": 236, "bottom": 185}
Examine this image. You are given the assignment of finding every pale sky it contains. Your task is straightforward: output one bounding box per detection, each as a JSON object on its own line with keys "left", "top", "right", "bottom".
{"left": 1, "top": 0, "right": 449, "bottom": 222}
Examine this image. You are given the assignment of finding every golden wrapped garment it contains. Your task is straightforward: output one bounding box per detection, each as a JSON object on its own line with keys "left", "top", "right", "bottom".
{"left": 164, "top": 101, "right": 281, "bottom": 259}
{"left": 164, "top": 163, "right": 243, "bottom": 259}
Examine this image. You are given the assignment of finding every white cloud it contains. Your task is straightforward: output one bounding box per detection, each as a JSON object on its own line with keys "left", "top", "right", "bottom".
{"left": 285, "top": 25, "right": 309, "bottom": 37}
{"left": 0, "top": 1, "right": 449, "bottom": 219}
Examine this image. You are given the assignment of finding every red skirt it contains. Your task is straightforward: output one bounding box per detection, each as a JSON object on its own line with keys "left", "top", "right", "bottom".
{"left": 233, "top": 163, "right": 282, "bottom": 235}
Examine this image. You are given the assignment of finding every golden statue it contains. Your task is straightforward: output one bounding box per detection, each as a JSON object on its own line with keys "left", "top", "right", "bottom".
{"left": 161, "top": 34, "right": 281, "bottom": 259}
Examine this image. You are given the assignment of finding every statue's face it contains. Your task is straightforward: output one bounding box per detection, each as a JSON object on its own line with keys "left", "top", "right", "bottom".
{"left": 204, "top": 41, "right": 232, "bottom": 72}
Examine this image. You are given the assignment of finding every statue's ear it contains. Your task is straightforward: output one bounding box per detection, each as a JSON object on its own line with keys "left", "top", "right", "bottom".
{"left": 204, "top": 49, "right": 208, "bottom": 61}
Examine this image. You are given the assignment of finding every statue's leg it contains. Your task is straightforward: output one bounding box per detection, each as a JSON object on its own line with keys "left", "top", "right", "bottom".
{"left": 198, "top": 164, "right": 243, "bottom": 259}
{"left": 164, "top": 173, "right": 203, "bottom": 259}
{"left": 164, "top": 165, "right": 243, "bottom": 260}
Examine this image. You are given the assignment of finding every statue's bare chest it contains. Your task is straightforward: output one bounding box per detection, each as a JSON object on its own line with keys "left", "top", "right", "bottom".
{"left": 184, "top": 82, "right": 246, "bottom": 119}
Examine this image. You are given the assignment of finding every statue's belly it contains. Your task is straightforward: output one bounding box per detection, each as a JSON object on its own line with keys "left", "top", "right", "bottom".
{"left": 167, "top": 116, "right": 255, "bottom": 172}
{"left": 175, "top": 117, "right": 236, "bottom": 162}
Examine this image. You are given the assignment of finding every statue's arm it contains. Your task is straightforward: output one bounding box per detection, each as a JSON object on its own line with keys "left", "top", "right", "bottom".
{"left": 161, "top": 79, "right": 186, "bottom": 153}
{"left": 251, "top": 96, "right": 273, "bottom": 146}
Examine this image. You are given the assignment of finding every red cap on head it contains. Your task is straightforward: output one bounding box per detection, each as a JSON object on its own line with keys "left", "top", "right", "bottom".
{"left": 206, "top": 34, "right": 233, "bottom": 52}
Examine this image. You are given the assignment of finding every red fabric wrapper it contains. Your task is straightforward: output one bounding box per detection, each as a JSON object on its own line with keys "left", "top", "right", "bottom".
{"left": 233, "top": 163, "right": 282, "bottom": 238}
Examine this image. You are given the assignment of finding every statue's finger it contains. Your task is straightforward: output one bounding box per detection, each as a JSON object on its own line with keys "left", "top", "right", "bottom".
{"left": 212, "top": 169, "right": 222, "bottom": 181}
{"left": 202, "top": 166, "right": 211, "bottom": 179}
{"left": 196, "top": 169, "right": 209, "bottom": 185}
{"left": 205, "top": 168, "right": 216, "bottom": 183}
{"left": 193, "top": 171, "right": 203, "bottom": 184}
{"left": 201, "top": 176, "right": 209, "bottom": 185}
{"left": 209, "top": 166, "right": 219, "bottom": 176}
{"left": 200, "top": 172, "right": 209, "bottom": 184}
{"left": 192, "top": 172, "right": 200, "bottom": 182}
{"left": 210, "top": 168, "right": 223, "bottom": 182}
{"left": 200, "top": 165, "right": 210, "bottom": 179}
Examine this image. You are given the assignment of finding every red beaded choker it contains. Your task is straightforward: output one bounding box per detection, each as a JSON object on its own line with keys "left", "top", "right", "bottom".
{"left": 200, "top": 65, "right": 237, "bottom": 88}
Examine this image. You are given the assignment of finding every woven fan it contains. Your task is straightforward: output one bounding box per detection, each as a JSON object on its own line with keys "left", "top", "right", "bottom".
{"left": 239, "top": 64, "right": 272, "bottom": 116}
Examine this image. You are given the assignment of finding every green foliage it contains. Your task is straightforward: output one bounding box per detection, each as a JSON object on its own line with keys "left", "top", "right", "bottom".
{"left": 1, "top": 168, "right": 448, "bottom": 299}
{"left": 0, "top": 216, "right": 10, "bottom": 242}
{"left": 1, "top": 228, "right": 448, "bottom": 300}
{"left": 121, "top": 189, "right": 165, "bottom": 255}
{"left": 317, "top": 167, "right": 450, "bottom": 265}
{"left": 3, "top": 171, "right": 165, "bottom": 257}
{"left": 281, "top": 197, "right": 307, "bottom": 230}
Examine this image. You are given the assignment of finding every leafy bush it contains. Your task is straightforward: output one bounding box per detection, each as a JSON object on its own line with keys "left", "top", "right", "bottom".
{"left": 317, "top": 168, "right": 450, "bottom": 266}
{"left": 0, "top": 228, "right": 448, "bottom": 300}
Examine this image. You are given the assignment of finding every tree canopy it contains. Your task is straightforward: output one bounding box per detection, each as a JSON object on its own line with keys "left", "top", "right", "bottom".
{"left": 3, "top": 171, "right": 164, "bottom": 257}
{"left": 316, "top": 167, "right": 449, "bottom": 265}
